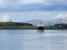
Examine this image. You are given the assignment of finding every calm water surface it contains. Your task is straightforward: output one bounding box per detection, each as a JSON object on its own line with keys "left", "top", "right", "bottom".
{"left": 0, "top": 30, "right": 67, "bottom": 50}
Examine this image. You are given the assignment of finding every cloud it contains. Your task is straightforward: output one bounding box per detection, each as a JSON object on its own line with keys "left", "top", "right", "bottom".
{"left": 0, "top": 0, "right": 67, "bottom": 11}
{"left": 0, "top": 11, "right": 55, "bottom": 22}
{"left": 18, "top": 0, "right": 52, "bottom": 5}
{"left": 18, "top": 0, "right": 44, "bottom": 4}
{"left": 0, "top": 14, "right": 11, "bottom": 22}
{"left": 0, "top": 0, "right": 10, "bottom": 8}
{"left": 0, "top": 4, "right": 67, "bottom": 12}
{"left": 0, "top": 11, "right": 67, "bottom": 23}
{"left": 18, "top": 0, "right": 67, "bottom": 5}
{"left": 0, "top": 0, "right": 17, "bottom": 8}
{"left": 0, "top": 0, "right": 67, "bottom": 7}
{"left": 51, "top": 12, "right": 67, "bottom": 23}
{"left": 53, "top": 12, "right": 67, "bottom": 19}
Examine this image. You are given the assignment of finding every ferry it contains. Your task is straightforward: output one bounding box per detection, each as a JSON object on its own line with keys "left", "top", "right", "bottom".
{"left": 37, "top": 21, "right": 44, "bottom": 30}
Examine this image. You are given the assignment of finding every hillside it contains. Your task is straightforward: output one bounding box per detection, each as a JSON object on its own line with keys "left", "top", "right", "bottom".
{"left": 0, "top": 22, "right": 34, "bottom": 29}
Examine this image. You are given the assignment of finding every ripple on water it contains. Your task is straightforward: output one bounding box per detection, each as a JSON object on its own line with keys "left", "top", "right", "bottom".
{"left": 0, "top": 30, "right": 67, "bottom": 50}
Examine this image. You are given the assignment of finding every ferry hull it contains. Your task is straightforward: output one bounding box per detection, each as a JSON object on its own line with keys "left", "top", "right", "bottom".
{"left": 37, "top": 26, "right": 44, "bottom": 30}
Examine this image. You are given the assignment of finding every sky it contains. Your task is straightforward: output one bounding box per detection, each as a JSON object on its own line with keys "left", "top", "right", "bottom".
{"left": 0, "top": 0, "right": 67, "bottom": 22}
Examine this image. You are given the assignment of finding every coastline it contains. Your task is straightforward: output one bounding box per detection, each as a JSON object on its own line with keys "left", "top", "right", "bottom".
{"left": 0, "top": 22, "right": 67, "bottom": 30}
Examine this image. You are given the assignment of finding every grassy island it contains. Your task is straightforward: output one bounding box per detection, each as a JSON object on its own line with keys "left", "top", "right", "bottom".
{"left": 0, "top": 22, "right": 35, "bottom": 29}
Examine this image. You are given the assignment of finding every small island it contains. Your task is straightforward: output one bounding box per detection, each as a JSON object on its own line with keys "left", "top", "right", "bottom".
{"left": 0, "top": 22, "right": 35, "bottom": 29}
{"left": 0, "top": 15, "right": 35, "bottom": 29}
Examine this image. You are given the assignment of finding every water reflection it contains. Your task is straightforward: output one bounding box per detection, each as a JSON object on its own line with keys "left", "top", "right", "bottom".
{"left": 37, "top": 30, "right": 45, "bottom": 34}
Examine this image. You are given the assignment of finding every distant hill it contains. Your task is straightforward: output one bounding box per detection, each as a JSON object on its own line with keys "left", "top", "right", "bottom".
{"left": 23, "top": 19, "right": 50, "bottom": 26}
{"left": 0, "top": 22, "right": 33, "bottom": 29}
